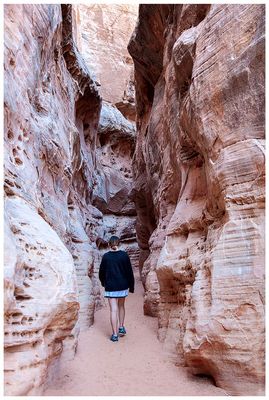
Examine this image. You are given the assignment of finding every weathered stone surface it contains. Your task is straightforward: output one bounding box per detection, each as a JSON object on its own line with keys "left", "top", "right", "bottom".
{"left": 4, "top": 4, "right": 103, "bottom": 395}
{"left": 4, "top": 3, "right": 138, "bottom": 395}
{"left": 93, "top": 102, "right": 139, "bottom": 266}
{"left": 129, "top": 4, "right": 265, "bottom": 395}
{"left": 72, "top": 4, "right": 139, "bottom": 262}
{"left": 4, "top": 197, "right": 78, "bottom": 395}
{"left": 94, "top": 103, "right": 135, "bottom": 213}
{"left": 74, "top": 3, "right": 137, "bottom": 118}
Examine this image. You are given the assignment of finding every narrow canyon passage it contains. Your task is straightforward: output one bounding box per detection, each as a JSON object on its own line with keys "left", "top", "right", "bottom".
{"left": 4, "top": 3, "right": 265, "bottom": 397}
{"left": 44, "top": 270, "right": 226, "bottom": 396}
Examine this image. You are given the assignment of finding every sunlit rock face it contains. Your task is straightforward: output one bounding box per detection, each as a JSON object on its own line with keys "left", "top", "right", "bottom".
{"left": 4, "top": 4, "right": 103, "bottom": 395}
{"left": 128, "top": 4, "right": 265, "bottom": 395}
{"left": 75, "top": 4, "right": 137, "bottom": 120}
{"left": 4, "top": 197, "right": 79, "bottom": 395}
{"left": 74, "top": 4, "right": 139, "bottom": 263}
{"left": 4, "top": 4, "right": 139, "bottom": 395}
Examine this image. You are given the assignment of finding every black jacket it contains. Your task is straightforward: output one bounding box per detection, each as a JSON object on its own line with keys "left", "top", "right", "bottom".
{"left": 99, "top": 250, "right": 135, "bottom": 292}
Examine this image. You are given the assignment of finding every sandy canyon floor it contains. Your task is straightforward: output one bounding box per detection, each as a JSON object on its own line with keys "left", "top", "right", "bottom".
{"left": 44, "top": 271, "right": 227, "bottom": 396}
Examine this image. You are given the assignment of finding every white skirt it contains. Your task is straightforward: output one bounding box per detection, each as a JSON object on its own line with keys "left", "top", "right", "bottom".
{"left": 104, "top": 288, "right": 129, "bottom": 298}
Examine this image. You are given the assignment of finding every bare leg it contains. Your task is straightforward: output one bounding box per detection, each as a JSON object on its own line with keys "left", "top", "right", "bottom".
{"left": 108, "top": 298, "right": 119, "bottom": 335}
{"left": 118, "top": 297, "right": 126, "bottom": 328}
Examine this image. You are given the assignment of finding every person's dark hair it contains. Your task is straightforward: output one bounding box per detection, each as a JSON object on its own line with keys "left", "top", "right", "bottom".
{"left": 109, "top": 236, "right": 120, "bottom": 250}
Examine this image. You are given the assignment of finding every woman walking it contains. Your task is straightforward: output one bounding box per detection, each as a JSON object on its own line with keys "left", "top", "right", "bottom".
{"left": 99, "top": 236, "right": 135, "bottom": 342}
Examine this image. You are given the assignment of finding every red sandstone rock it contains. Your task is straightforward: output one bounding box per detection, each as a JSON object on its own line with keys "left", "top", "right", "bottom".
{"left": 93, "top": 102, "right": 139, "bottom": 266}
{"left": 4, "top": 4, "right": 101, "bottom": 395}
{"left": 129, "top": 4, "right": 265, "bottom": 396}
{"left": 73, "top": 4, "right": 139, "bottom": 259}
{"left": 4, "top": 4, "right": 138, "bottom": 395}
{"left": 4, "top": 197, "right": 79, "bottom": 395}
{"left": 74, "top": 4, "right": 137, "bottom": 119}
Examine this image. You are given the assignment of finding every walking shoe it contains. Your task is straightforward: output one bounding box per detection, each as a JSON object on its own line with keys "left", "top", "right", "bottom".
{"left": 118, "top": 326, "right": 127, "bottom": 336}
{"left": 110, "top": 334, "right": 118, "bottom": 342}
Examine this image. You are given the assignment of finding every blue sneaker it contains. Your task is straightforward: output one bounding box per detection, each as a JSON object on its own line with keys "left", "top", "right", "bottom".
{"left": 110, "top": 334, "right": 118, "bottom": 342}
{"left": 118, "top": 326, "right": 127, "bottom": 336}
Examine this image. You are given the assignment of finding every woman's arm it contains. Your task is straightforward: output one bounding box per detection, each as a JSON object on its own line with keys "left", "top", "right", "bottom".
{"left": 125, "top": 253, "right": 135, "bottom": 293}
{"left": 99, "top": 256, "right": 106, "bottom": 287}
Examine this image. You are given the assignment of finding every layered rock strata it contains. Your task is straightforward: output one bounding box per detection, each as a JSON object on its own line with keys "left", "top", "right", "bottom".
{"left": 74, "top": 4, "right": 137, "bottom": 120}
{"left": 4, "top": 4, "right": 137, "bottom": 395}
{"left": 73, "top": 4, "right": 139, "bottom": 261}
{"left": 128, "top": 4, "right": 265, "bottom": 396}
{"left": 94, "top": 102, "right": 139, "bottom": 267}
{"left": 4, "top": 4, "right": 101, "bottom": 394}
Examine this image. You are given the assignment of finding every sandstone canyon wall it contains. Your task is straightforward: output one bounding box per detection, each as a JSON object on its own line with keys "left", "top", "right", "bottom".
{"left": 4, "top": 4, "right": 137, "bottom": 395}
{"left": 73, "top": 4, "right": 139, "bottom": 266}
{"left": 128, "top": 4, "right": 265, "bottom": 396}
{"left": 75, "top": 4, "right": 137, "bottom": 120}
{"left": 4, "top": 3, "right": 265, "bottom": 397}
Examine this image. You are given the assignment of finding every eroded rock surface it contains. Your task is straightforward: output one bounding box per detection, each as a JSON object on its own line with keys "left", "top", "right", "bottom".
{"left": 74, "top": 4, "right": 137, "bottom": 120}
{"left": 128, "top": 4, "right": 265, "bottom": 395}
{"left": 4, "top": 197, "right": 79, "bottom": 395}
{"left": 4, "top": 4, "right": 102, "bottom": 394}
{"left": 73, "top": 4, "right": 139, "bottom": 259}
{"left": 4, "top": 4, "right": 137, "bottom": 395}
{"left": 93, "top": 102, "right": 139, "bottom": 266}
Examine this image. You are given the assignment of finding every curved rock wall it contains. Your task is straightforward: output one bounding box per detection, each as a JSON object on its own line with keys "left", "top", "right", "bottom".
{"left": 128, "top": 4, "right": 265, "bottom": 395}
{"left": 74, "top": 4, "right": 137, "bottom": 120}
{"left": 94, "top": 102, "right": 139, "bottom": 267}
{"left": 4, "top": 4, "right": 137, "bottom": 395}
{"left": 4, "top": 4, "right": 102, "bottom": 394}
{"left": 74, "top": 4, "right": 139, "bottom": 263}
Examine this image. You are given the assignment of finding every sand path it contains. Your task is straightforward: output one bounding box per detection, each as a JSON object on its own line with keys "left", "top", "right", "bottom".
{"left": 44, "top": 272, "right": 227, "bottom": 396}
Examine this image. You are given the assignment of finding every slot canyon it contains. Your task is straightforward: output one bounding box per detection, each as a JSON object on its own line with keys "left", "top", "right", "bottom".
{"left": 3, "top": 3, "right": 265, "bottom": 396}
